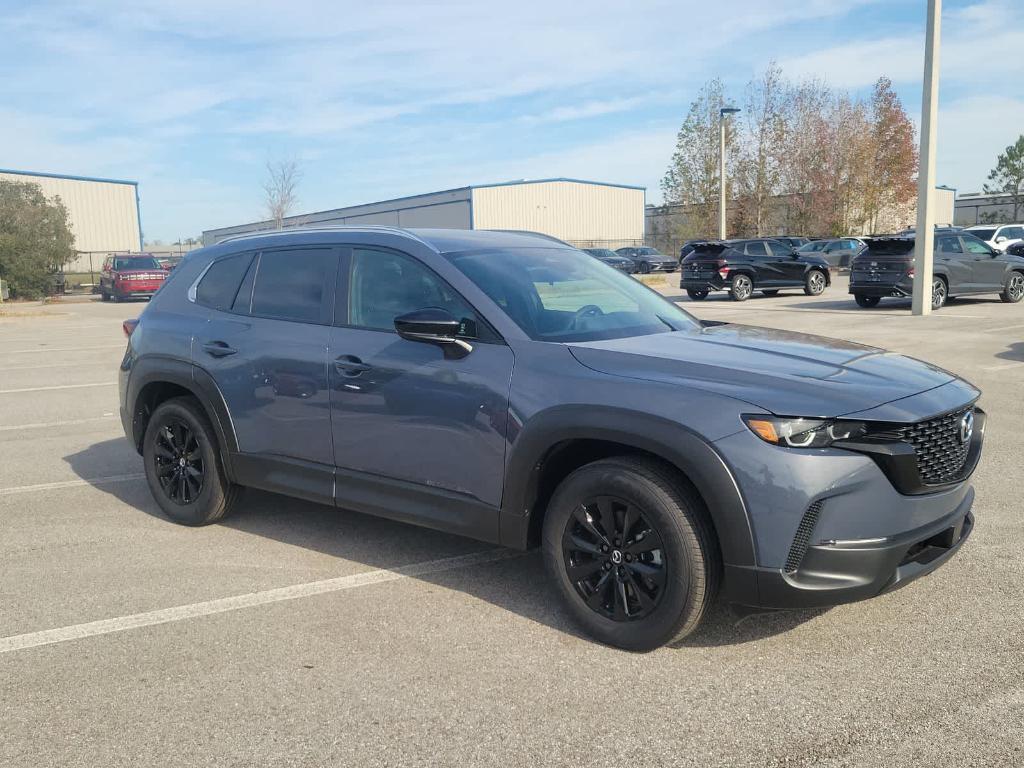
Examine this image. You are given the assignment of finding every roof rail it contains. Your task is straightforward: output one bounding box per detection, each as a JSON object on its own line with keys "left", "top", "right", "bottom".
{"left": 217, "top": 224, "right": 434, "bottom": 249}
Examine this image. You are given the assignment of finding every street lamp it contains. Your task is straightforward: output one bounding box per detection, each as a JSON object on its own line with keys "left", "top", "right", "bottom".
{"left": 719, "top": 106, "right": 741, "bottom": 240}
{"left": 912, "top": 0, "right": 942, "bottom": 316}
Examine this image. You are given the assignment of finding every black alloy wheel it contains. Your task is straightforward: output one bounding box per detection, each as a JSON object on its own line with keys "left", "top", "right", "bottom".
{"left": 153, "top": 418, "right": 205, "bottom": 505}
{"left": 561, "top": 496, "right": 667, "bottom": 622}
{"left": 638, "top": 261, "right": 652, "bottom": 274}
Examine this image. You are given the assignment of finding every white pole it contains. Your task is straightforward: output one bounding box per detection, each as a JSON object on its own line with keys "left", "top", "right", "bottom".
{"left": 719, "top": 117, "right": 727, "bottom": 240}
{"left": 912, "top": 0, "right": 941, "bottom": 316}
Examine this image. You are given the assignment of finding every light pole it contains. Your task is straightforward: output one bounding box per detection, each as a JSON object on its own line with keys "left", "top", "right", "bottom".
{"left": 912, "top": 0, "right": 942, "bottom": 316}
{"left": 719, "top": 106, "right": 740, "bottom": 240}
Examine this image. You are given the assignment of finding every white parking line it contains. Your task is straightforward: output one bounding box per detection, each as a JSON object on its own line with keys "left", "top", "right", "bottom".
{"left": 0, "top": 415, "right": 117, "bottom": 432}
{"left": 0, "top": 549, "right": 523, "bottom": 655}
{"left": 0, "top": 382, "right": 115, "bottom": 394}
{"left": 0, "top": 361, "right": 116, "bottom": 372}
{"left": 982, "top": 361, "right": 1024, "bottom": 371}
{"left": 982, "top": 323, "right": 1024, "bottom": 334}
{"left": 0, "top": 473, "right": 145, "bottom": 496}
{"left": 2, "top": 344, "right": 124, "bottom": 354}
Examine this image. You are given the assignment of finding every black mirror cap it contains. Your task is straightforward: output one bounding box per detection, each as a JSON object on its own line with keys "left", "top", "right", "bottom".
{"left": 394, "top": 308, "right": 474, "bottom": 359}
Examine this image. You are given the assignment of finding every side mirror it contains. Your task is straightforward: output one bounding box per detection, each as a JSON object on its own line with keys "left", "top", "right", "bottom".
{"left": 995, "top": 236, "right": 1007, "bottom": 243}
{"left": 394, "top": 308, "right": 472, "bottom": 359}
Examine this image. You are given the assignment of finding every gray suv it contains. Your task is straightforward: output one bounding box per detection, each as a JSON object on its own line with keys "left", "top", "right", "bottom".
{"left": 120, "top": 228, "right": 983, "bottom": 650}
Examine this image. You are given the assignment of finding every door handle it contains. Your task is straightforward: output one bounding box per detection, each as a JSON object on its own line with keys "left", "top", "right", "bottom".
{"left": 202, "top": 340, "right": 237, "bottom": 358}
{"left": 335, "top": 355, "right": 371, "bottom": 376}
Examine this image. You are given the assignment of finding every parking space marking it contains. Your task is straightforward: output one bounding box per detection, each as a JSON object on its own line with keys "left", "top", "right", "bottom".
{"left": 1, "top": 360, "right": 116, "bottom": 372}
{"left": 982, "top": 361, "right": 1024, "bottom": 371}
{"left": 2, "top": 344, "right": 124, "bottom": 354}
{"left": 0, "top": 382, "right": 115, "bottom": 394}
{"left": 0, "top": 473, "right": 145, "bottom": 496}
{"left": 0, "top": 549, "right": 523, "bottom": 655}
{"left": 0, "top": 415, "right": 117, "bottom": 432}
{"left": 981, "top": 322, "right": 1024, "bottom": 334}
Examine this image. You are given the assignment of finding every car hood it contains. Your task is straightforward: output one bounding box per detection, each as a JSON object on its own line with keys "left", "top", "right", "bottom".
{"left": 568, "top": 324, "right": 958, "bottom": 418}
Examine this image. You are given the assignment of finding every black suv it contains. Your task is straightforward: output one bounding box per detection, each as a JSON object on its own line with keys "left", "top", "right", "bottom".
{"left": 850, "top": 232, "right": 1024, "bottom": 309}
{"left": 680, "top": 239, "right": 831, "bottom": 301}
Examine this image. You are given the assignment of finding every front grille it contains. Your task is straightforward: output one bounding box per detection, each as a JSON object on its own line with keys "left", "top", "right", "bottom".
{"left": 785, "top": 500, "right": 823, "bottom": 573}
{"left": 893, "top": 407, "right": 973, "bottom": 485}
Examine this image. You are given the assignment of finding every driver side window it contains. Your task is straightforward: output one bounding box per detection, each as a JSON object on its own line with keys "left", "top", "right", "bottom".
{"left": 962, "top": 237, "right": 993, "bottom": 255}
{"left": 347, "top": 248, "right": 483, "bottom": 338}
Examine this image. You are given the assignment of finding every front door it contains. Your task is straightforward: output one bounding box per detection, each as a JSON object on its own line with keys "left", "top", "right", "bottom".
{"left": 765, "top": 241, "right": 806, "bottom": 284}
{"left": 961, "top": 236, "right": 1005, "bottom": 291}
{"left": 328, "top": 246, "right": 514, "bottom": 520}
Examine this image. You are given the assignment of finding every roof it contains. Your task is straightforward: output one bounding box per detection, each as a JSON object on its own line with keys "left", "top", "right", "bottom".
{"left": 216, "top": 225, "right": 574, "bottom": 253}
{"left": 0, "top": 167, "right": 139, "bottom": 186}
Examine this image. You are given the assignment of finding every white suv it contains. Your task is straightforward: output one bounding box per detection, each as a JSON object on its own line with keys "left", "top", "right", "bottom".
{"left": 964, "top": 224, "right": 1024, "bottom": 252}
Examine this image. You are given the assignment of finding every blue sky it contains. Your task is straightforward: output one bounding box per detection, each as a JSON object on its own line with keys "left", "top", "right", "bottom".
{"left": 2, "top": 0, "right": 1022, "bottom": 242}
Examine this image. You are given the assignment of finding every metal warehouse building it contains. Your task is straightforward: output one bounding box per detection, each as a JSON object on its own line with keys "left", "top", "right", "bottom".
{"left": 202, "top": 178, "right": 645, "bottom": 248}
{"left": 0, "top": 168, "right": 142, "bottom": 273}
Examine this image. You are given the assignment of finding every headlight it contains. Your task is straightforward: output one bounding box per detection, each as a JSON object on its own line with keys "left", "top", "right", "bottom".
{"left": 742, "top": 415, "right": 867, "bottom": 448}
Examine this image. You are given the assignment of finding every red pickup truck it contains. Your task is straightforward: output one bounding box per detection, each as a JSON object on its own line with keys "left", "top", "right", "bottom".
{"left": 99, "top": 255, "right": 167, "bottom": 302}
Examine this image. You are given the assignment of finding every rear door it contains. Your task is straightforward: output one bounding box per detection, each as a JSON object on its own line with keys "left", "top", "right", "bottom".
{"left": 328, "top": 246, "right": 514, "bottom": 517}
{"left": 198, "top": 246, "right": 339, "bottom": 469}
{"left": 742, "top": 240, "right": 776, "bottom": 285}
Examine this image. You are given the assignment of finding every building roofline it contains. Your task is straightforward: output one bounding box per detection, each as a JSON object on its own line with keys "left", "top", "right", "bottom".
{"left": 471, "top": 177, "right": 646, "bottom": 192}
{"left": 0, "top": 167, "right": 138, "bottom": 186}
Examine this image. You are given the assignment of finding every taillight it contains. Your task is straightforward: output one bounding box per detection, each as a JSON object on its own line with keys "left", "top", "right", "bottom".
{"left": 123, "top": 319, "right": 139, "bottom": 337}
{"left": 717, "top": 263, "right": 730, "bottom": 279}
{"left": 907, "top": 267, "right": 915, "bottom": 279}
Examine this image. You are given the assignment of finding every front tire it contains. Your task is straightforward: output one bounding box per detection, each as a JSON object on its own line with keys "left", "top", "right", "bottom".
{"left": 542, "top": 456, "right": 720, "bottom": 651}
{"left": 854, "top": 294, "right": 880, "bottom": 308}
{"left": 638, "top": 262, "right": 651, "bottom": 275}
{"left": 1000, "top": 270, "right": 1024, "bottom": 303}
{"left": 729, "top": 273, "right": 753, "bottom": 301}
{"left": 143, "top": 396, "right": 239, "bottom": 526}
{"left": 686, "top": 289, "right": 708, "bottom": 301}
{"left": 804, "top": 269, "right": 827, "bottom": 296}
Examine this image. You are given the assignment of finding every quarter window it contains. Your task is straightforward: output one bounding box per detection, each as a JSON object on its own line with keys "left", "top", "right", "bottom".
{"left": 251, "top": 248, "right": 336, "bottom": 323}
{"left": 195, "top": 253, "right": 254, "bottom": 311}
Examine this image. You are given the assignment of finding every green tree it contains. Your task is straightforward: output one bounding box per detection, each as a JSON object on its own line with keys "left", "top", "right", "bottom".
{"left": 984, "top": 135, "right": 1024, "bottom": 222}
{"left": 0, "top": 180, "right": 76, "bottom": 298}
{"left": 661, "top": 77, "right": 733, "bottom": 238}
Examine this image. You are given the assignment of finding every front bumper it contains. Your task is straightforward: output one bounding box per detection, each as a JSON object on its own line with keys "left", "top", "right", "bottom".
{"left": 639, "top": 261, "right": 678, "bottom": 273}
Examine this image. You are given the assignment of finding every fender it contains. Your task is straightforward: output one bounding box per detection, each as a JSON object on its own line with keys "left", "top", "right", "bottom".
{"left": 498, "top": 405, "right": 757, "bottom": 572}
{"left": 126, "top": 355, "right": 239, "bottom": 480}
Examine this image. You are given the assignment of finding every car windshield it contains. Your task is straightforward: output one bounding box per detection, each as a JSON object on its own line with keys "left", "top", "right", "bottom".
{"left": 586, "top": 249, "right": 619, "bottom": 258}
{"left": 114, "top": 257, "right": 162, "bottom": 270}
{"left": 446, "top": 247, "right": 700, "bottom": 342}
{"left": 968, "top": 228, "right": 996, "bottom": 240}
{"left": 636, "top": 247, "right": 662, "bottom": 256}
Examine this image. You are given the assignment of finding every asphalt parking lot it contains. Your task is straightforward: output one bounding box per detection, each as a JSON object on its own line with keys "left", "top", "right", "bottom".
{"left": 2, "top": 277, "right": 1023, "bottom": 767}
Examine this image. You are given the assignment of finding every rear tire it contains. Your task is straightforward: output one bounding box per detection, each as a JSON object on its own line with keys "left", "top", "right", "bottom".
{"left": 1000, "top": 271, "right": 1024, "bottom": 303}
{"left": 143, "top": 396, "right": 239, "bottom": 526}
{"left": 686, "top": 289, "right": 708, "bottom": 301}
{"left": 854, "top": 294, "right": 880, "bottom": 308}
{"left": 542, "top": 456, "right": 720, "bottom": 651}
{"left": 803, "top": 269, "right": 827, "bottom": 296}
{"left": 729, "top": 273, "right": 753, "bottom": 301}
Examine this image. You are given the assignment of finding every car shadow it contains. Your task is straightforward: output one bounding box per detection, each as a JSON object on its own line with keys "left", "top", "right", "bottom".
{"left": 995, "top": 342, "right": 1024, "bottom": 362}
{"left": 65, "top": 438, "right": 828, "bottom": 650}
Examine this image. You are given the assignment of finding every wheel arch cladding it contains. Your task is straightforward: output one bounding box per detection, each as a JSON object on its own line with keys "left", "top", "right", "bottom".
{"left": 499, "top": 405, "right": 756, "bottom": 568}
{"left": 127, "top": 357, "right": 238, "bottom": 477}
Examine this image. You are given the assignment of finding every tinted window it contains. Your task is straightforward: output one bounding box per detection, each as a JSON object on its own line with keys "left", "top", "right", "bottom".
{"left": 196, "top": 253, "right": 253, "bottom": 311}
{"left": 937, "top": 236, "right": 963, "bottom": 253}
{"left": 251, "top": 248, "right": 335, "bottom": 323}
{"left": 1005, "top": 227, "right": 1024, "bottom": 239}
{"left": 348, "top": 248, "right": 479, "bottom": 336}
{"left": 447, "top": 247, "right": 699, "bottom": 343}
{"left": 745, "top": 241, "right": 768, "bottom": 256}
{"left": 962, "top": 236, "right": 994, "bottom": 255}
{"left": 766, "top": 241, "right": 793, "bottom": 256}
{"left": 968, "top": 228, "right": 996, "bottom": 241}
{"left": 114, "top": 257, "right": 162, "bottom": 271}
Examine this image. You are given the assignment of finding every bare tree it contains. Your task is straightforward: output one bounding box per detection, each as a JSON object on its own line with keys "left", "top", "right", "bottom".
{"left": 735, "top": 63, "right": 788, "bottom": 237}
{"left": 263, "top": 159, "right": 302, "bottom": 229}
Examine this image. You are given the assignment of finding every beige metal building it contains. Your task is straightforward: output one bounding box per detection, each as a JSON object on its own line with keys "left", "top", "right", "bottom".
{"left": 202, "top": 178, "right": 645, "bottom": 248}
{"left": 0, "top": 168, "right": 142, "bottom": 272}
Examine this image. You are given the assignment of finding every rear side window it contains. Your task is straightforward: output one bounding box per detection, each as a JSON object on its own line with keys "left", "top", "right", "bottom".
{"left": 745, "top": 241, "right": 768, "bottom": 256}
{"left": 195, "top": 253, "right": 254, "bottom": 311}
{"left": 251, "top": 248, "right": 336, "bottom": 324}
{"left": 937, "top": 236, "right": 962, "bottom": 253}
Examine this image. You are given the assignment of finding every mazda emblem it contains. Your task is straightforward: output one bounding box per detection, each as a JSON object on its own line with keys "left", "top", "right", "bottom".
{"left": 959, "top": 411, "right": 974, "bottom": 444}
